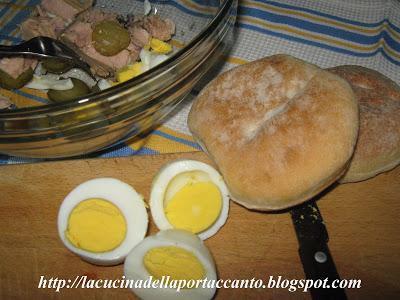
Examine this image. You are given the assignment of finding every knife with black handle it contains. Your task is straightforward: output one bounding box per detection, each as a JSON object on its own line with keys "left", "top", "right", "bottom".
{"left": 290, "top": 200, "right": 347, "bottom": 300}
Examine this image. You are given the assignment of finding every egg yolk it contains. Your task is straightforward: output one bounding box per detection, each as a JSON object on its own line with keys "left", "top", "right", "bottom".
{"left": 164, "top": 179, "right": 222, "bottom": 234}
{"left": 144, "top": 246, "right": 205, "bottom": 282}
{"left": 150, "top": 38, "right": 172, "bottom": 54}
{"left": 116, "top": 62, "right": 143, "bottom": 83}
{"left": 65, "top": 198, "right": 127, "bottom": 253}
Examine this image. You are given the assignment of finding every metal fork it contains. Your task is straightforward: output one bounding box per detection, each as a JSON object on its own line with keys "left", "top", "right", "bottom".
{"left": 0, "top": 36, "right": 94, "bottom": 77}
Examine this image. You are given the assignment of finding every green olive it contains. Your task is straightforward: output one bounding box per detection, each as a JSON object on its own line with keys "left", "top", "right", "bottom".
{"left": 47, "top": 78, "right": 91, "bottom": 102}
{"left": 92, "top": 20, "right": 130, "bottom": 56}
{"left": 42, "top": 58, "right": 73, "bottom": 74}
{"left": 0, "top": 68, "right": 33, "bottom": 90}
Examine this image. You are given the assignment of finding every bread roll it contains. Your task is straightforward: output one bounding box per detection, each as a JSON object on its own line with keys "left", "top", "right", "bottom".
{"left": 328, "top": 65, "right": 400, "bottom": 183}
{"left": 188, "top": 55, "right": 359, "bottom": 211}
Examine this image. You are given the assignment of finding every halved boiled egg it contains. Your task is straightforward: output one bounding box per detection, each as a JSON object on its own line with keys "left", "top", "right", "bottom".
{"left": 124, "top": 229, "right": 217, "bottom": 300}
{"left": 150, "top": 160, "right": 230, "bottom": 240}
{"left": 57, "top": 178, "right": 148, "bottom": 266}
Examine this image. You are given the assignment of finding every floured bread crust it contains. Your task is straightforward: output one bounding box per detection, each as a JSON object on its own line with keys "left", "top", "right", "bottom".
{"left": 188, "top": 55, "right": 359, "bottom": 211}
{"left": 328, "top": 65, "right": 400, "bottom": 183}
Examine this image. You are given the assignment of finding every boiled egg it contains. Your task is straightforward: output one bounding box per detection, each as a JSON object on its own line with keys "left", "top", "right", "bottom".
{"left": 116, "top": 62, "right": 144, "bottom": 83}
{"left": 97, "top": 78, "right": 112, "bottom": 90}
{"left": 144, "top": 0, "right": 152, "bottom": 15}
{"left": 114, "top": 48, "right": 171, "bottom": 84}
{"left": 25, "top": 74, "right": 74, "bottom": 90}
{"left": 57, "top": 177, "right": 148, "bottom": 266}
{"left": 150, "top": 38, "right": 172, "bottom": 54}
{"left": 150, "top": 160, "right": 230, "bottom": 240}
{"left": 140, "top": 48, "right": 170, "bottom": 70}
{"left": 124, "top": 229, "right": 217, "bottom": 300}
{"left": 27, "top": 63, "right": 96, "bottom": 90}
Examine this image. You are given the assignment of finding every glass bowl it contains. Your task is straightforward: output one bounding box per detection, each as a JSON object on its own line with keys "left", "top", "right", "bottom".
{"left": 0, "top": 0, "right": 237, "bottom": 158}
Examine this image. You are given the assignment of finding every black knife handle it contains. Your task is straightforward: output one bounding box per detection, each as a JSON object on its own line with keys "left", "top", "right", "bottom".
{"left": 291, "top": 201, "right": 347, "bottom": 300}
{"left": 298, "top": 241, "right": 347, "bottom": 300}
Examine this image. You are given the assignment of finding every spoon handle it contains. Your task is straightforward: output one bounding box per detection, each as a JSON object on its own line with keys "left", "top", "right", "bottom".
{"left": 0, "top": 44, "right": 20, "bottom": 55}
{"left": 0, "top": 44, "right": 43, "bottom": 58}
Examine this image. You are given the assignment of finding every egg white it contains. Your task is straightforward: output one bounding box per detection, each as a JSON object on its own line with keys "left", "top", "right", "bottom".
{"left": 150, "top": 160, "right": 230, "bottom": 240}
{"left": 144, "top": 0, "right": 152, "bottom": 15}
{"left": 25, "top": 74, "right": 74, "bottom": 90}
{"left": 124, "top": 229, "right": 217, "bottom": 300}
{"left": 139, "top": 49, "right": 170, "bottom": 71}
{"left": 57, "top": 177, "right": 148, "bottom": 266}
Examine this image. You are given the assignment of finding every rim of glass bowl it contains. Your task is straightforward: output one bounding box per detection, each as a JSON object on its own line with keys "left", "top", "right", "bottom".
{"left": 0, "top": 0, "right": 234, "bottom": 117}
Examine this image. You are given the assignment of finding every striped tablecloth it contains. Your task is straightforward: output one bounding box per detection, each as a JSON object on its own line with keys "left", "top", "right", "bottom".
{"left": 0, "top": 0, "right": 399, "bottom": 164}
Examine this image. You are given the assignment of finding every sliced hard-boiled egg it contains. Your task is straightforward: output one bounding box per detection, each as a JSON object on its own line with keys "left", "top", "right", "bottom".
{"left": 25, "top": 74, "right": 74, "bottom": 90}
{"left": 97, "top": 78, "right": 112, "bottom": 90}
{"left": 140, "top": 48, "right": 170, "bottom": 69}
{"left": 116, "top": 62, "right": 144, "bottom": 83}
{"left": 150, "top": 38, "right": 172, "bottom": 54}
{"left": 57, "top": 178, "right": 148, "bottom": 266}
{"left": 124, "top": 229, "right": 217, "bottom": 300}
{"left": 144, "top": 0, "right": 152, "bottom": 15}
{"left": 150, "top": 160, "right": 230, "bottom": 240}
{"left": 114, "top": 48, "right": 171, "bottom": 84}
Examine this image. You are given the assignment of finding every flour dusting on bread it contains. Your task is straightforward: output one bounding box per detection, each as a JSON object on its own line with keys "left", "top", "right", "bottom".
{"left": 189, "top": 55, "right": 359, "bottom": 210}
{"left": 328, "top": 65, "right": 400, "bottom": 183}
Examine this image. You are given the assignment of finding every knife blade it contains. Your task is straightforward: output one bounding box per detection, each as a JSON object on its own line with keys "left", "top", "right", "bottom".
{"left": 290, "top": 200, "right": 347, "bottom": 300}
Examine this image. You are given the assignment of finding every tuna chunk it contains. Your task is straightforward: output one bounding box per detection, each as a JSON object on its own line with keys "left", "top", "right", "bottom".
{"left": 84, "top": 46, "right": 135, "bottom": 72}
{"left": 40, "top": 0, "right": 78, "bottom": 21}
{"left": 40, "top": 0, "right": 94, "bottom": 21}
{"left": 62, "top": 21, "right": 92, "bottom": 48}
{"left": 126, "top": 43, "right": 141, "bottom": 61}
{"left": 61, "top": 17, "right": 139, "bottom": 77}
{"left": 130, "top": 25, "right": 150, "bottom": 48}
{"left": 0, "top": 57, "right": 37, "bottom": 79}
{"left": 0, "top": 94, "right": 14, "bottom": 110}
{"left": 20, "top": 0, "right": 94, "bottom": 40}
{"left": 20, "top": 16, "right": 65, "bottom": 40}
{"left": 143, "top": 15, "right": 175, "bottom": 41}
{"left": 77, "top": 8, "right": 117, "bottom": 24}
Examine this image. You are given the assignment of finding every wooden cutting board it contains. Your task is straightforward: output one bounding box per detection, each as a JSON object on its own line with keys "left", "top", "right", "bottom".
{"left": 0, "top": 152, "right": 399, "bottom": 299}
